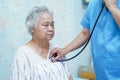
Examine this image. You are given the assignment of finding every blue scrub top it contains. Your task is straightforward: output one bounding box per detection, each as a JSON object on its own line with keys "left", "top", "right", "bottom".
{"left": 81, "top": 0, "right": 120, "bottom": 80}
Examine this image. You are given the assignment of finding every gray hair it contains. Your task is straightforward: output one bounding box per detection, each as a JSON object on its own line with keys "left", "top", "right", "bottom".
{"left": 25, "top": 6, "right": 53, "bottom": 35}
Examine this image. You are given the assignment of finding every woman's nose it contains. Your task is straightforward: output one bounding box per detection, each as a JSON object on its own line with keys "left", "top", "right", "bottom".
{"left": 48, "top": 25, "right": 54, "bottom": 31}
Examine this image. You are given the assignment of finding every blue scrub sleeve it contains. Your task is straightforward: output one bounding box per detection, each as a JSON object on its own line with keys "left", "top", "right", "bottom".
{"left": 80, "top": 0, "right": 93, "bottom": 30}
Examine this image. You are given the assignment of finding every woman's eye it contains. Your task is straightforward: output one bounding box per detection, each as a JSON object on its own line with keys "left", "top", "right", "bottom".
{"left": 51, "top": 24, "right": 54, "bottom": 27}
{"left": 43, "top": 24, "right": 48, "bottom": 26}
{"left": 51, "top": 23, "right": 54, "bottom": 26}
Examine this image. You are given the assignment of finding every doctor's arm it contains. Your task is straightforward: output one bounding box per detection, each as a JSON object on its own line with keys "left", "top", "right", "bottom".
{"left": 50, "top": 28, "right": 90, "bottom": 62}
{"left": 104, "top": 0, "right": 120, "bottom": 28}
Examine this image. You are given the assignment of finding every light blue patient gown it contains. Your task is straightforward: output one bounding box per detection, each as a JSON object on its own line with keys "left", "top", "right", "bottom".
{"left": 81, "top": 0, "right": 120, "bottom": 80}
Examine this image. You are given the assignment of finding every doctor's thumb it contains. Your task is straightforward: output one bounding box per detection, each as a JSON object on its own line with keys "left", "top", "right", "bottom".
{"left": 50, "top": 48, "right": 58, "bottom": 57}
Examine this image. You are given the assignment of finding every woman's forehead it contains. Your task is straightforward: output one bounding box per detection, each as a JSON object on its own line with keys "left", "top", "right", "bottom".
{"left": 40, "top": 12, "right": 52, "bottom": 19}
{"left": 39, "top": 13, "right": 53, "bottom": 22}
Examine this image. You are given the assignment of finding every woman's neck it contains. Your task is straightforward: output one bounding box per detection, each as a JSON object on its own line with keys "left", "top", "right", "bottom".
{"left": 27, "top": 38, "right": 50, "bottom": 59}
{"left": 32, "top": 38, "right": 49, "bottom": 48}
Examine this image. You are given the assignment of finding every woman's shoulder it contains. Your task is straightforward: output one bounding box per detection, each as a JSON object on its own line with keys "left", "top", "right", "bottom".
{"left": 14, "top": 45, "right": 29, "bottom": 59}
{"left": 16, "top": 45, "right": 28, "bottom": 53}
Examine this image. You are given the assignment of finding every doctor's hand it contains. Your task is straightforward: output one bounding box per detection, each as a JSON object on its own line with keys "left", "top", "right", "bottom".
{"left": 50, "top": 47, "right": 67, "bottom": 62}
{"left": 104, "top": 0, "right": 117, "bottom": 11}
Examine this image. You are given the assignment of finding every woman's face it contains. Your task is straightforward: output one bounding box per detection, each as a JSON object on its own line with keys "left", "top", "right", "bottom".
{"left": 32, "top": 12, "right": 55, "bottom": 41}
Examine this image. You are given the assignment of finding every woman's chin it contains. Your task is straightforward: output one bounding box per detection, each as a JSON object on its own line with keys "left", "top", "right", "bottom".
{"left": 47, "top": 37, "right": 53, "bottom": 41}
{"left": 48, "top": 38, "right": 53, "bottom": 41}
{"left": 47, "top": 36, "right": 53, "bottom": 40}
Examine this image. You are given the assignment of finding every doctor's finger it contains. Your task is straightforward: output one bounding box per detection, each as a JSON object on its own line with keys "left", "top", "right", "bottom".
{"left": 50, "top": 48, "right": 58, "bottom": 57}
{"left": 53, "top": 55, "right": 61, "bottom": 62}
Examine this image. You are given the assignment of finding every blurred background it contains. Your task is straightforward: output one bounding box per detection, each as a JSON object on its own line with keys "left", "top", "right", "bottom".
{"left": 0, "top": 0, "right": 95, "bottom": 80}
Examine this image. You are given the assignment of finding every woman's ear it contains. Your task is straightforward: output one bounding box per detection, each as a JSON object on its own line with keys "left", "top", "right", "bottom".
{"left": 31, "top": 27, "right": 35, "bottom": 34}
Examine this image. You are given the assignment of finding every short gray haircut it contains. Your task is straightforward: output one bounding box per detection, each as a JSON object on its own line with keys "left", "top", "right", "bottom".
{"left": 25, "top": 6, "right": 53, "bottom": 35}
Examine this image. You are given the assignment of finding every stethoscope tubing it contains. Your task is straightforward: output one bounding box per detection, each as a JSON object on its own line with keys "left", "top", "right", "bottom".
{"left": 57, "top": 2, "right": 106, "bottom": 62}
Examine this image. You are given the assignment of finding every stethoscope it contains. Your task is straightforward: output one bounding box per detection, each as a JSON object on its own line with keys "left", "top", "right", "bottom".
{"left": 51, "top": 2, "right": 108, "bottom": 62}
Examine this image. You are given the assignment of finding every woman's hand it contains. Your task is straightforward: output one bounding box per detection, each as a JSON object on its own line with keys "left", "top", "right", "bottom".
{"left": 104, "top": 0, "right": 117, "bottom": 11}
{"left": 50, "top": 47, "right": 67, "bottom": 62}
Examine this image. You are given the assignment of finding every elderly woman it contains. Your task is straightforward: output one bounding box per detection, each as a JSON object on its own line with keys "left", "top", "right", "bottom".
{"left": 10, "top": 6, "right": 72, "bottom": 80}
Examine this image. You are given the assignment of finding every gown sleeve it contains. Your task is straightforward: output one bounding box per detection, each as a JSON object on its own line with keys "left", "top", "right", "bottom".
{"left": 10, "top": 49, "right": 31, "bottom": 80}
